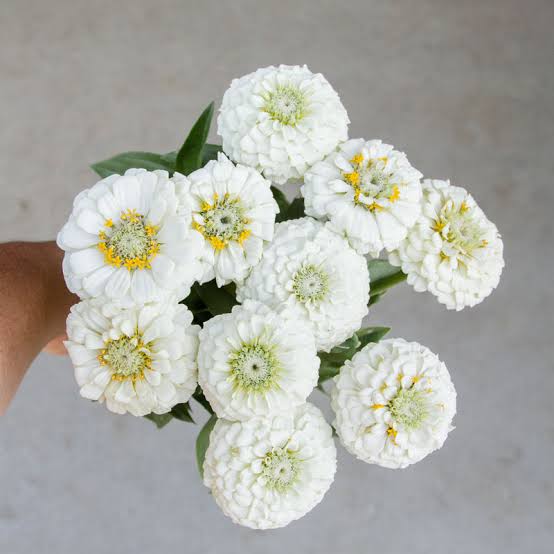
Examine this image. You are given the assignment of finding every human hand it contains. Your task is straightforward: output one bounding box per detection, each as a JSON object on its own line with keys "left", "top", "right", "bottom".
{"left": 0, "top": 241, "right": 78, "bottom": 414}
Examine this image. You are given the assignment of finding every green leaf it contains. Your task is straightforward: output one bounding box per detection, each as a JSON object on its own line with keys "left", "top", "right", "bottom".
{"left": 328, "top": 333, "right": 361, "bottom": 356}
{"left": 144, "top": 412, "right": 174, "bottom": 429}
{"left": 192, "top": 280, "right": 237, "bottom": 316}
{"left": 176, "top": 102, "right": 215, "bottom": 175}
{"left": 272, "top": 186, "right": 290, "bottom": 222}
{"left": 368, "top": 292, "right": 383, "bottom": 307}
{"left": 91, "top": 151, "right": 175, "bottom": 178}
{"left": 201, "top": 143, "right": 223, "bottom": 165}
{"left": 282, "top": 196, "right": 305, "bottom": 221}
{"left": 193, "top": 386, "right": 214, "bottom": 415}
{"left": 317, "top": 326, "right": 391, "bottom": 384}
{"left": 171, "top": 402, "right": 195, "bottom": 423}
{"left": 162, "top": 143, "right": 222, "bottom": 171}
{"left": 196, "top": 414, "right": 217, "bottom": 479}
{"left": 318, "top": 359, "right": 345, "bottom": 384}
{"left": 356, "top": 326, "right": 391, "bottom": 348}
{"left": 367, "top": 259, "right": 407, "bottom": 299}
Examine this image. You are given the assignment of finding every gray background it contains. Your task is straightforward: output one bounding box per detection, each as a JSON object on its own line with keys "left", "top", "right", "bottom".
{"left": 1, "top": 0, "right": 553, "bottom": 552}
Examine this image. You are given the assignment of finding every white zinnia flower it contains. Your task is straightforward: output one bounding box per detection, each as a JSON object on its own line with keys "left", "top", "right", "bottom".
{"left": 389, "top": 179, "right": 504, "bottom": 310}
{"left": 177, "top": 153, "right": 278, "bottom": 286}
{"left": 331, "top": 338, "right": 456, "bottom": 469}
{"left": 302, "top": 139, "right": 423, "bottom": 256}
{"left": 237, "top": 217, "right": 369, "bottom": 352}
{"left": 197, "top": 300, "right": 319, "bottom": 421}
{"left": 203, "top": 402, "right": 336, "bottom": 529}
{"left": 65, "top": 297, "right": 199, "bottom": 416}
{"left": 218, "top": 64, "right": 349, "bottom": 184}
{"left": 57, "top": 169, "right": 204, "bottom": 306}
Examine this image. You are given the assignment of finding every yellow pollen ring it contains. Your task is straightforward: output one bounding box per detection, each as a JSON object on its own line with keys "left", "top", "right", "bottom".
{"left": 97, "top": 210, "right": 160, "bottom": 271}
{"left": 192, "top": 193, "right": 251, "bottom": 251}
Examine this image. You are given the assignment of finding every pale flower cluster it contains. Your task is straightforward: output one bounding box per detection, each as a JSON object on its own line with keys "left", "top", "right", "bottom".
{"left": 57, "top": 64, "right": 505, "bottom": 530}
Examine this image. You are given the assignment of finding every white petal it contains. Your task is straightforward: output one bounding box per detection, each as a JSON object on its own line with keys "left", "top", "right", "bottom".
{"left": 105, "top": 268, "right": 131, "bottom": 299}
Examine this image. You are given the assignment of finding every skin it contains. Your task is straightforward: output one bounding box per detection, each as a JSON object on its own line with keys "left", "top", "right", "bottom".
{"left": 0, "top": 242, "right": 77, "bottom": 414}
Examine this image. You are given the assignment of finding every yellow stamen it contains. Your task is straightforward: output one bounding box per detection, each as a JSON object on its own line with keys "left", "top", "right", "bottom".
{"left": 433, "top": 220, "right": 446, "bottom": 232}
{"left": 104, "top": 219, "right": 114, "bottom": 228}
{"left": 145, "top": 224, "right": 159, "bottom": 237}
{"left": 389, "top": 185, "right": 400, "bottom": 203}
{"left": 121, "top": 209, "right": 140, "bottom": 223}
{"left": 238, "top": 229, "right": 251, "bottom": 246}
{"left": 369, "top": 202, "right": 383, "bottom": 212}
{"left": 124, "top": 258, "right": 136, "bottom": 271}
{"left": 371, "top": 404, "right": 385, "bottom": 410}
{"left": 148, "top": 241, "right": 160, "bottom": 256}
{"left": 209, "top": 236, "right": 227, "bottom": 250}
{"left": 350, "top": 153, "right": 364, "bottom": 166}
{"left": 344, "top": 171, "right": 360, "bottom": 186}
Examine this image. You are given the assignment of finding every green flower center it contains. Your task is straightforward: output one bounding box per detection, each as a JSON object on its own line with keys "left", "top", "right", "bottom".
{"left": 98, "top": 210, "right": 160, "bottom": 271}
{"left": 98, "top": 335, "right": 152, "bottom": 382}
{"left": 229, "top": 341, "right": 281, "bottom": 392}
{"left": 261, "top": 448, "right": 299, "bottom": 492}
{"left": 390, "top": 387, "right": 428, "bottom": 430}
{"left": 342, "top": 154, "right": 401, "bottom": 212}
{"left": 433, "top": 200, "right": 488, "bottom": 257}
{"left": 193, "top": 194, "right": 250, "bottom": 250}
{"left": 263, "top": 85, "right": 307, "bottom": 126}
{"left": 292, "top": 264, "right": 329, "bottom": 304}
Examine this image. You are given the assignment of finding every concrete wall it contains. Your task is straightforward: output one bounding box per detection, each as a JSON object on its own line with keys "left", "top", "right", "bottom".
{"left": 1, "top": 1, "right": 553, "bottom": 552}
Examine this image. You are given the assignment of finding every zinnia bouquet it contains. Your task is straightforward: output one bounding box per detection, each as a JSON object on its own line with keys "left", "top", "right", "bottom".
{"left": 57, "top": 64, "right": 504, "bottom": 529}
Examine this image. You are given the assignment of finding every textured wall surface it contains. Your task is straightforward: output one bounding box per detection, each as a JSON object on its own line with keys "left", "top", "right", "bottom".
{"left": 1, "top": 1, "right": 553, "bottom": 553}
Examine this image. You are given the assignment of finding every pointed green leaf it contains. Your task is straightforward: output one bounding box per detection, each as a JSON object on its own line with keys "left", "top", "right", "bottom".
{"left": 356, "top": 326, "right": 391, "bottom": 348}
{"left": 317, "top": 359, "right": 345, "bottom": 384}
{"left": 170, "top": 402, "right": 195, "bottom": 423}
{"left": 176, "top": 102, "right": 215, "bottom": 175}
{"left": 196, "top": 414, "right": 217, "bottom": 479}
{"left": 192, "top": 280, "right": 237, "bottom": 316}
{"left": 144, "top": 412, "right": 174, "bottom": 429}
{"left": 201, "top": 143, "right": 223, "bottom": 165}
{"left": 91, "top": 151, "right": 175, "bottom": 178}
{"left": 317, "top": 326, "right": 391, "bottom": 384}
{"left": 282, "top": 196, "right": 305, "bottom": 221}
{"left": 272, "top": 186, "right": 290, "bottom": 222}
{"left": 192, "top": 387, "right": 214, "bottom": 415}
{"left": 367, "top": 259, "right": 406, "bottom": 299}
